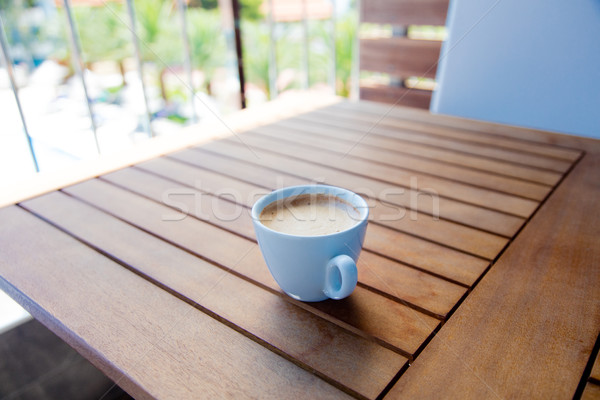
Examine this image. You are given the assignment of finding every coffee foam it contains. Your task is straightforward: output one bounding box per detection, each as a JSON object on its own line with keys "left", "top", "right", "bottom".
{"left": 259, "top": 193, "right": 360, "bottom": 236}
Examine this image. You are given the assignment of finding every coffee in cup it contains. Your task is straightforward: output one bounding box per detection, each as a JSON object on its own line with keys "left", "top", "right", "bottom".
{"left": 259, "top": 193, "right": 360, "bottom": 236}
{"left": 252, "top": 185, "right": 369, "bottom": 302}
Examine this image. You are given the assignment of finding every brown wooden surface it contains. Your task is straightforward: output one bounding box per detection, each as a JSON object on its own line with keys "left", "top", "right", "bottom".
{"left": 592, "top": 353, "right": 600, "bottom": 383}
{"left": 360, "top": 0, "right": 450, "bottom": 26}
{"left": 306, "top": 108, "right": 575, "bottom": 172}
{"left": 378, "top": 119, "right": 600, "bottom": 397}
{"left": 332, "top": 100, "right": 582, "bottom": 161}
{"left": 360, "top": 38, "right": 442, "bottom": 79}
{"left": 583, "top": 383, "right": 600, "bottom": 400}
{"left": 106, "top": 161, "right": 465, "bottom": 319}
{"left": 0, "top": 206, "right": 351, "bottom": 400}
{"left": 0, "top": 98, "right": 596, "bottom": 399}
{"left": 175, "top": 138, "right": 526, "bottom": 238}
{"left": 252, "top": 122, "right": 551, "bottom": 201}
{"left": 360, "top": 84, "right": 432, "bottom": 110}
{"left": 279, "top": 114, "right": 562, "bottom": 186}
{"left": 359, "top": 0, "right": 448, "bottom": 110}
{"left": 21, "top": 191, "right": 404, "bottom": 399}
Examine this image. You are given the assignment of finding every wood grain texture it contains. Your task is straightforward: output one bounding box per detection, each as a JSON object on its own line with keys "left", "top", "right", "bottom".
{"left": 306, "top": 108, "right": 574, "bottom": 173}
{"left": 103, "top": 164, "right": 466, "bottom": 319}
{"left": 582, "top": 383, "right": 600, "bottom": 400}
{"left": 162, "top": 147, "right": 506, "bottom": 260}
{"left": 0, "top": 206, "right": 350, "bottom": 400}
{"left": 356, "top": 251, "right": 465, "bottom": 319}
{"left": 364, "top": 223, "right": 487, "bottom": 287}
{"left": 360, "top": 84, "right": 432, "bottom": 110}
{"left": 165, "top": 148, "right": 491, "bottom": 286}
{"left": 330, "top": 100, "right": 582, "bottom": 162}
{"left": 220, "top": 131, "right": 539, "bottom": 217}
{"left": 360, "top": 0, "right": 449, "bottom": 26}
{"left": 253, "top": 122, "right": 552, "bottom": 200}
{"left": 21, "top": 191, "right": 405, "bottom": 399}
{"left": 62, "top": 178, "right": 440, "bottom": 357}
{"left": 279, "top": 116, "right": 562, "bottom": 186}
{"left": 360, "top": 38, "right": 442, "bottom": 79}
{"left": 111, "top": 161, "right": 466, "bottom": 318}
{"left": 387, "top": 145, "right": 600, "bottom": 398}
{"left": 183, "top": 140, "right": 526, "bottom": 237}
{"left": 591, "top": 352, "right": 600, "bottom": 383}
{"left": 0, "top": 99, "right": 591, "bottom": 399}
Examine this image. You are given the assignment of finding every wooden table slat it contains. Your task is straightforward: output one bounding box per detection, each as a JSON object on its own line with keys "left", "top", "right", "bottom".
{"left": 154, "top": 153, "right": 490, "bottom": 286}
{"left": 21, "top": 191, "right": 406, "bottom": 399}
{"left": 0, "top": 206, "right": 350, "bottom": 400}
{"left": 591, "top": 352, "right": 600, "bottom": 383}
{"left": 280, "top": 116, "right": 563, "bottom": 186}
{"left": 184, "top": 141, "right": 526, "bottom": 237}
{"left": 386, "top": 149, "right": 600, "bottom": 399}
{"left": 364, "top": 197, "right": 506, "bottom": 261}
{"left": 582, "top": 382, "right": 600, "bottom": 400}
{"left": 256, "top": 122, "right": 553, "bottom": 200}
{"left": 301, "top": 110, "right": 574, "bottom": 172}
{"left": 104, "top": 166, "right": 467, "bottom": 319}
{"left": 61, "top": 178, "right": 440, "bottom": 357}
{"left": 159, "top": 148, "right": 507, "bottom": 260}
{"left": 221, "top": 133, "right": 540, "bottom": 217}
{"left": 330, "top": 101, "right": 583, "bottom": 161}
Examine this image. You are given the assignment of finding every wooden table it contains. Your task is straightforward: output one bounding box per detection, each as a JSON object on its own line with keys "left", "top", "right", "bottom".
{"left": 1, "top": 98, "right": 599, "bottom": 399}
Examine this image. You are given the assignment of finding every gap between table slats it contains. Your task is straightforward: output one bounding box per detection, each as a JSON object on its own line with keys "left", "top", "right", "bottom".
{"left": 162, "top": 149, "right": 504, "bottom": 261}
{"left": 217, "top": 131, "right": 539, "bottom": 218}
{"left": 296, "top": 110, "right": 573, "bottom": 173}
{"left": 281, "top": 115, "right": 563, "bottom": 186}
{"left": 0, "top": 206, "right": 353, "bottom": 400}
{"left": 104, "top": 163, "right": 468, "bottom": 319}
{"left": 327, "top": 101, "right": 583, "bottom": 162}
{"left": 20, "top": 192, "right": 408, "bottom": 400}
{"left": 183, "top": 140, "right": 526, "bottom": 238}
{"left": 58, "top": 178, "right": 440, "bottom": 359}
{"left": 256, "top": 120, "right": 553, "bottom": 200}
{"left": 139, "top": 154, "right": 491, "bottom": 286}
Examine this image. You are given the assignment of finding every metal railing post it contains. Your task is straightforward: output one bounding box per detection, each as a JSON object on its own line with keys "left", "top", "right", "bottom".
{"left": 330, "top": 0, "right": 336, "bottom": 94}
{"left": 350, "top": 0, "right": 360, "bottom": 100}
{"left": 175, "top": 0, "right": 198, "bottom": 124}
{"left": 0, "top": 14, "right": 39, "bottom": 172}
{"left": 267, "top": 0, "right": 278, "bottom": 99}
{"left": 63, "top": 0, "right": 101, "bottom": 154}
{"left": 125, "top": 0, "right": 154, "bottom": 137}
{"left": 301, "top": 0, "right": 309, "bottom": 90}
{"left": 231, "top": 0, "right": 246, "bottom": 109}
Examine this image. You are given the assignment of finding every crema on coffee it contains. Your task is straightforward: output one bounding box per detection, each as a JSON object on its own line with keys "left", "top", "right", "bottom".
{"left": 259, "top": 193, "right": 360, "bottom": 236}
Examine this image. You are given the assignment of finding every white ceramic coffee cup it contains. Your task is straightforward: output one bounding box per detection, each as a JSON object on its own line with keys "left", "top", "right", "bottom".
{"left": 251, "top": 185, "right": 369, "bottom": 302}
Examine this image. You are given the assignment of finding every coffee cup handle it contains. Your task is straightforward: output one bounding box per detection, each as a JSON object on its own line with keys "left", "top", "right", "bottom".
{"left": 323, "top": 255, "right": 358, "bottom": 300}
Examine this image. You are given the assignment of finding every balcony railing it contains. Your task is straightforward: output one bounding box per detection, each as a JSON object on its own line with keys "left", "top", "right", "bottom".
{"left": 0, "top": 0, "right": 355, "bottom": 183}
{"left": 0, "top": 0, "right": 448, "bottom": 187}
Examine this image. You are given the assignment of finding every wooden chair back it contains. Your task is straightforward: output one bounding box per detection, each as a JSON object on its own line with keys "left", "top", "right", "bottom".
{"left": 359, "top": 0, "right": 449, "bottom": 109}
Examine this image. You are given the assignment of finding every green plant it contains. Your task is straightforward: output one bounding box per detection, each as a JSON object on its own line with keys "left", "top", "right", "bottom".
{"left": 186, "top": 8, "right": 226, "bottom": 92}
{"left": 240, "top": 20, "right": 270, "bottom": 97}
{"left": 334, "top": 13, "right": 356, "bottom": 97}
{"left": 133, "top": 0, "right": 182, "bottom": 102}
{"left": 73, "top": 5, "right": 131, "bottom": 65}
{"left": 240, "top": 0, "right": 263, "bottom": 21}
{"left": 307, "top": 19, "right": 334, "bottom": 88}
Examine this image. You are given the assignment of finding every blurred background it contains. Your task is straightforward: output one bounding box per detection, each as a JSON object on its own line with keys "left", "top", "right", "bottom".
{"left": 0, "top": 0, "right": 359, "bottom": 183}
{"left": 0, "top": 0, "right": 448, "bottom": 334}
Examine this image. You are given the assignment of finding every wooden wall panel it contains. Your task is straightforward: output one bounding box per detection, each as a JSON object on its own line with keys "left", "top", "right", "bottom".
{"left": 360, "top": 84, "right": 432, "bottom": 109}
{"left": 360, "top": 37, "right": 442, "bottom": 78}
{"left": 361, "top": 0, "right": 450, "bottom": 26}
